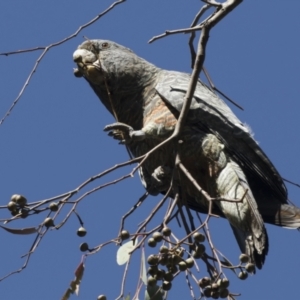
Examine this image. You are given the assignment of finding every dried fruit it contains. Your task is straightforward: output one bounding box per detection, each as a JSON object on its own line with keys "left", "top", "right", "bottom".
{"left": 163, "top": 271, "right": 173, "bottom": 282}
{"left": 43, "top": 217, "right": 54, "bottom": 228}
{"left": 155, "top": 269, "right": 165, "bottom": 280}
{"left": 159, "top": 255, "right": 168, "bottom": 266}
{"left": 203, "top": 286, "right": 212, "bottom": 297}
{"left": 219, "top": 288, "right": 229, "bottom": 298}
{"left": 162, "top": 227, "right": 171, "bottom": 237}
{"left": 20, "top": 208, "right": 29, "bottom": 218}
{"left": 11, "top": 194, "right": 27, "bottom": 207}
{"left": 120, "top": 230, "right": 130, "bottom": 240}
{"left": 211, "top": 290, "right": 220, "bottom": 299}
{"left": 77, "top": 227, "right": 87, "bottom": 237}
{"left": 80, "top": 242, "right": 89, "bottom": 252}
{"left": 169, "top": 265, "right": 178, "bottom": 274}
{"left": 7, "top": 201, "right": 17, "bottom": 212}
{"left": 239, "top": 253, "right": 249, "bottom": 264}
{"left": 173, "top": 254, "right": 182, "bottom": 264}
{"left": 49, "top": 202, "right": 59, "bottom": 212}
{"left": 152, "top": 232, "right": 163, "bottom": 242}
{"left": 185, "top": 258, "right": 194, "bottom": 268}
{"left": 238, "top": 271, "right": 248, "bottom": 280}
{"left": 245, "top": 263, "right": 255, "bottom": 274}
{"left": 193, "top": 232, "right": 205, "bottom": 243}
{"left": 175, "top": 248, "right": 184, "bottom": 257}
{"left": 198, "top": 277, "right": 211, "bottom": 288}
{"left": 193, "top": 244, "right": 205, "bottom": 258}
{"left": 159, "top": 245, "right": 169, "bottom": 254}
{"left": 196, "top": 244, "right": 206, "bottom": 254}
{"left": 178, "top": 261, "right": 187, "bottom": 271}
{"left": 162, "top": 281, "right": 172, "bottom": 291}
{"left": 148, "top": 237, "right": 157, "bottom": 248}
{"left": 148, "top": 266, "right": 158, "bottom": 276}
{"left": 147, "top": 254, "right": 159, "bottom": 266}
{"left": 10, "top": 210, "right": 18, "bottom": 216}
{"left": 219, "top": 278, "right": 229, "bottom": 289}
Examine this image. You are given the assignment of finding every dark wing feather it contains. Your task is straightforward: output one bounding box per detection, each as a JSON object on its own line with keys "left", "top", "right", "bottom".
{"left": 155, "top": 70, "right": 287, "bottom": 205}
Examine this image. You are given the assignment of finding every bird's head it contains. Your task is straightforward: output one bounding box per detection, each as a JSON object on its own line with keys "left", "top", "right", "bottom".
{"left": 73, "top": 39, "right": 158, "bottom": 90}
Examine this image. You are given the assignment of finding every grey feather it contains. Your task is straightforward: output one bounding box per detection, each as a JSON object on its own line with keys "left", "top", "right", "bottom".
{"left": 73, "top": 39, "right": 300, "bottom": 269}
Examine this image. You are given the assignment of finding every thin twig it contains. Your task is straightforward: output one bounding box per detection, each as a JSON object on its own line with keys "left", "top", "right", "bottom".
{"left": 116, "top": 256, "right": 131, "bottom": 300}
{"left": 0, "top": 0, "right": 126, "bottom": 125}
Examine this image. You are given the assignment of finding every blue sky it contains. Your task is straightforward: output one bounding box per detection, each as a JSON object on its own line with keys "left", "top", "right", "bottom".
{"left": 0, "top": 1, "right": 300, "bottom": 299}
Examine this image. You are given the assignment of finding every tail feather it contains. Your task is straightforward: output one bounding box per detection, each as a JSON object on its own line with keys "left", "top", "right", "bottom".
{"left": 260, "top": 203, "right": 300, "bottom": 228}
{"left": 231, "top": 225, "right": 268, "bottom": 270}
{"left": 216, "top": 160, "right": 268, "bottom": 268}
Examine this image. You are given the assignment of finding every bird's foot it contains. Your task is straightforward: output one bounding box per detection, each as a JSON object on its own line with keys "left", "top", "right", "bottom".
{"left": 104, "top": 122, "right": 146, "bottom": 144}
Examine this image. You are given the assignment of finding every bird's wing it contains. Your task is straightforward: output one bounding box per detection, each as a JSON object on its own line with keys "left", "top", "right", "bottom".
{"left": 155, "top": 70, "right": 287, "bottom": 204}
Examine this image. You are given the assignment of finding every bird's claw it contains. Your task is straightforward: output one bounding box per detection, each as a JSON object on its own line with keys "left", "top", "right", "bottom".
{"left": 104, "top": 122, "right": 146, "bottom": 144}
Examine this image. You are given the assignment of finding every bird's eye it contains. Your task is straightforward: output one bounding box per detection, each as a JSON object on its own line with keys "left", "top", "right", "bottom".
{"left": 102, "top": 42, "right": 109, "bottom": 48}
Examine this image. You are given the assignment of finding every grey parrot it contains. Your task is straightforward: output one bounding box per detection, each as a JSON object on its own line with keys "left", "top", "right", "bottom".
{"left": 73, "top": 39, "right": 300, "bottom": 269}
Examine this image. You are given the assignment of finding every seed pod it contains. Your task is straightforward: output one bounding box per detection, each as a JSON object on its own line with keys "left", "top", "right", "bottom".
{"left": 169, "top": 265, "right": 178, "bottom": 274}
{"left": 196, "top": 244, "right": 206, "bottom": 254}
{"left": 159, "top": 255, "right": 168, "bottom": 266}
{"left": 193, "top": 244, "right": 205, "bottom": 258}
{"left": 203, "top": 286, "right": 212, "bottom": 298}
{"left": 80, "top": 242, "right": 89, "bottom": 252}
{"left": 173, "top": 254, "right": 183, "bottom": 264}
{"left": 159, "top": 245, "right": 169, "bottom": 254}
{"left": 185, "top": 258, "right": 194, "bottom": 268}
{"left": 20, "top": 208, "right": 29, "bottom": 218}
{"left": 77, "top": 227, "right": 87, "bottom": 237}
{"left": 147, "top": 254, "right": 159, "bottom": 266}
{"left": 148, "top": 237, "right": 157, "bottom": 248}
{"left": 43, "top": 217, "right": 54, "bottom": 228}
{"left": 211, "top": 290, "right": 220, "bottom": 299}
{"left": 11, "top": 194, "right": 27, "bottom": 207}
{"left": 7, "top": 201, "right": 17, "bottom": 212}
{"left": 163, "top": 271, "right": 173, "bottom": 282}
{"left": 245, "top": 263, "right": 255, "bottom": 274}
{"left": 219, "top": 288, "right": 229, "bottom": 298}
{"left": 193, "top": 232, "right": 205, "bottom": 243}
{"left": 155, "top": 269, "right": 165, "bottom": 280}
{"left": 11, "top": 210, "right": 18, "bottom": 216}
{"left": 178, "top": 261, "right": 187, "bottom": 271}
{"left": 239, "top": 253, "right": 249, "bottom": 264}
{"left": 120, "top": 230, "right": 130, "bottom": 240}
{"left": 162, "top": 227, "right": 171, "bottom": 237}
{"left": 219, "top": 278, "right": 230, "bottom": 289}
{"left": 148, "top": 266, "right": 158, "bottom": 276}
{"left": 192, "top": 250, "right": 202, "bottom": 259}
{"left": 49, "top": 202, "right": 59, "bottom": 212}
{"left": 152, "top": 232, "right": 163, "bottom": 242}
{"left": 162, "top": 281, "right": 172, "bottom": 291}
{"left": 176, "top": 248, "right": 184, "bottom": 257}
{"left": 238, "top": 271, "right": 248, "bottom": 280}
{"left": 198, "top": 277, "right": 211, "bottom": 288}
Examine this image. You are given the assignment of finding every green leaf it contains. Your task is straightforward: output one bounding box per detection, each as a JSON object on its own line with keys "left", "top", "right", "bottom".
{"left": 0, "top": 225, "right": 37, "bottom": 235}
{"left": 117, "top": 239, "right": 137, "bottom": 265}
{"left": 140, "top": 248, "right": 147, "bottom": 285}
